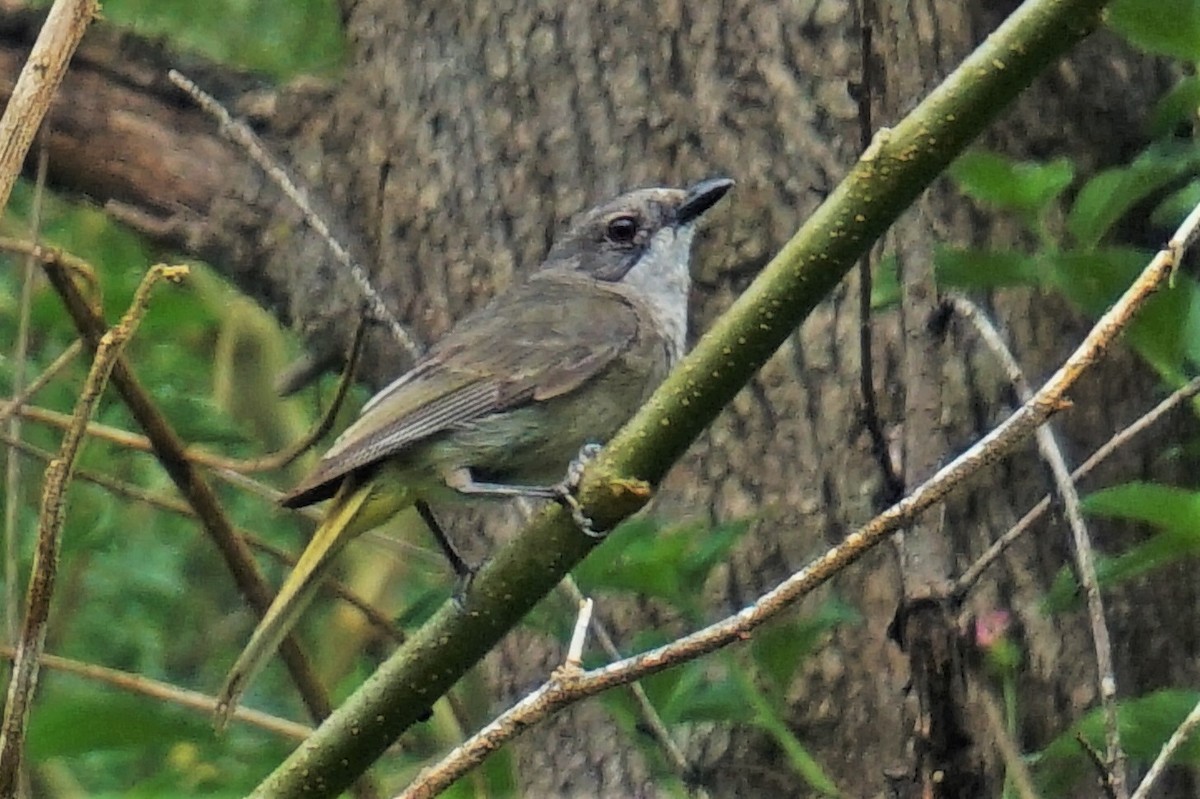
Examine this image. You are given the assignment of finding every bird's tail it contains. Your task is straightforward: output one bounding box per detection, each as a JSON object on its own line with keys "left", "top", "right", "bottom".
{"left": 214, "top": 479, "right": 377, "bottom": 730}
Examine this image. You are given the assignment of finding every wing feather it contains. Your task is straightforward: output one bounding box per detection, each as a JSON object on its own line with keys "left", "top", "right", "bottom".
{"left": 282, "top": 274, "right": 642, "bottom": 508}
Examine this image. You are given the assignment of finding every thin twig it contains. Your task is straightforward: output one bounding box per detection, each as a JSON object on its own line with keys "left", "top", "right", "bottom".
{"left": 0, "top": 0, "right": 97, "bottom": 214}
{"left": 954, "top": 374, "right": 1200, "bottom": 596}
{"left": 0, "top": 237, "right": 97, "bottom": 294}
{"left": 166, "top": 69, "right": 421, "bottom": 363}
{"left": 4, "top": 148, "right": 48, "bottom": 644}
{"left": 853, "top": 4, "right": 902, "bottom": 504}
{"left": 0, "top": 645, "right": 311, "bottom": 741}
{"left": 213, "top": 317, "right": 367, "bottom": 473}
{"left": 1129, "top": 693, "right": 1200, "bottom": 799}
{"left": 0, "top": 340, "right": 84, "bottom": 427}
{"left": 563, "top": 598, "right": 593, "bottom": 670}
{"left": 533, "top": 491, "right": 697, "bottom": 784}
{"left": 979, "top": 687, "right": 1041, "bottom": 799}
{"left": 951, "top": 294, "right": 1125, "bottom": 798}
{"left": 0, "top": 264, "right": 186, "bottom": 795}
{"left": 1077, "top": 733, "right": 1118, "bottom": 799}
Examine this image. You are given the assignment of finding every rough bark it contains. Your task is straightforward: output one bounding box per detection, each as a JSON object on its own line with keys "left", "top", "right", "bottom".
{"left": 5, "top": 0, "right": 1198, "bottom": 796}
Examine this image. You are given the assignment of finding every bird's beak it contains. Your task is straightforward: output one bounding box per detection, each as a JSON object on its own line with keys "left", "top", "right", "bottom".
{"left": 677, "top": 177, "right": 734, "bottom": 226}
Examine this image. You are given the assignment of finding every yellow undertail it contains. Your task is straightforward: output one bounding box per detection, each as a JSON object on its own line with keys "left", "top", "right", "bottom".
{"left": 214, "top": 477, "right": 413, "bottom": 729}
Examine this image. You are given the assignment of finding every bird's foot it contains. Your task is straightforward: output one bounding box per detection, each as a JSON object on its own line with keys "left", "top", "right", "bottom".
{"left": 555, "top": 443, "right": 604, "bottom": 537}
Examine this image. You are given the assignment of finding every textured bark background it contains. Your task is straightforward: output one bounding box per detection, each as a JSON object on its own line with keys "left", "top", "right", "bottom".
{"left": 4, "top": 0, "right": 1197, "bottom": 795}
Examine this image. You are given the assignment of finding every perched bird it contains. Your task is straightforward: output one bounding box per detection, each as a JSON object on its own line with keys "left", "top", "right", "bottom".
{"left": 215, "top": 177, "right": 733, "bottom": 724}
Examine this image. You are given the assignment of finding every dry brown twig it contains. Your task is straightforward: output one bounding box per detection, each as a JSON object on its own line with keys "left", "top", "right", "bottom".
{"left": 393, "top": 184, "right": 1199, "bottom": 799}
{"left": 0, "top": 263, "right": 187, "bottom": 795}
{"left": 166, "top": 69, "right": 422, "bottom": 365}
{"left": 0, "top": 645, "right": 311, "bottom": 742}
{"left": 0, "top": 0, "right": 97, "bottom": 212}
{"left": 4, "top": 147, "right": 50, "bottom": 648}
{"left": 953, "top": 373, "right": 1200, "bottom": 597}
{"left": 0, "top": 340, "right": 84, "bottom": 427}
{"left": 952, "top": 294, "right": 1125, "bottom": 797}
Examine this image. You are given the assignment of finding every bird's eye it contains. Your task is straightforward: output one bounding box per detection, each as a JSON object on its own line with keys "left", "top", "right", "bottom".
{"left": 605, "top": 215, "right": 639, "bottom": 244}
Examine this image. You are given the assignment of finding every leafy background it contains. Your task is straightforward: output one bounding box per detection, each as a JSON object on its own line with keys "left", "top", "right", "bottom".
{"left": 2, "top": 0, "right": 1200, "bottom": 796}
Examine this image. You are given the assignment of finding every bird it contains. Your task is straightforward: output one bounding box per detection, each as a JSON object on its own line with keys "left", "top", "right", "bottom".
{"left": 214, "top": 177, "right": 733, "bottom": 725}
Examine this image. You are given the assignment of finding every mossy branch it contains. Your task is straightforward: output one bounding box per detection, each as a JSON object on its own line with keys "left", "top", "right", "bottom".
{"left": 252, "top": 1, "right": 1112, "bottom": 796}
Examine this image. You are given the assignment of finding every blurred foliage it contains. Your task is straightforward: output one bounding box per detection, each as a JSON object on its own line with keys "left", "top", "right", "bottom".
{"left": 30, "top": 0, "right": 345, "bottom": 78}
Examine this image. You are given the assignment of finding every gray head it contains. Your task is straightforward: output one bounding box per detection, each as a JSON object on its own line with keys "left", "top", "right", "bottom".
{"left": 542, "top": 178, "right": 733, "bottom": 359}
{"left": 545, "top": 177, "right": 734, "bottom": 283}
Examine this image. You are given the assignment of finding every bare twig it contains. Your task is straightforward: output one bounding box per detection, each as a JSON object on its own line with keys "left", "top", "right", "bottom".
{"left": 1077, "top": 733, "right": 1118, "bottom": 799}
{"left": 952, "top": 294, "right": 1125, "bottom": 797}
{"left": 1129, "top": 694, "right": 1200, "bottom": 799}
{"left": 3, "top": 149, "right": 48, "bottom": 645}
{"left": 0, "top": 237, "right": 97, "bottom": 294}
{"left": 0, "top": 645, "right": 311, "bottom": 741}
{"left": 953, "top": 374, "right": 1200, "bottom": 596}
{"left": 563, "top": 598, "right": 593, "bottom": 670}
{"left": 0, "top": 340, "right": 84, "bottom": 427}
{"left": 0, "top": 0, "right": 97, "bottom": 214}
{"left": 0, "top": 263, "right": 186, "bottom": 795}
{"left": 167, "top": 69, "right": 421, "bottom": 363}
{"left": 211, "top": 317, "right": 367, "bottom": 473}
{"left": 979, "top": 688, "right": 1041, "bottom": 799}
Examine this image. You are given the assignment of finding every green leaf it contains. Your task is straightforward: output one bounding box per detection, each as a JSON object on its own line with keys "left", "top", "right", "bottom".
{"left": 1151, "top": 76, "right": 1200, "bottom": 138}
{"left": 27, "top": 691, "right": 208, "bottom": 760}
{"left": 1109, "top": 0, "right": 1200, "bottom": 60}
{"left": 1083, "top": 482, "right": 1200, "bottom": 529}
{"left": 1067, "top": 142, "right": 1200, "bottom": 248}
{"left": 652, "top": 662, "right": 756, "bottom": 725}
{"left": 751, "top": 599, "right": 861, "bottom": 695}
{"left": 934, "top": 248, "right": 1044, "bottom": 290}
{"left": 1032, "top": 690, "right": 1200, "bottom": 795}
{"left": 950, "top": 151, "right": 1074, "bottom": 222}
{"left": 1151, "top": 179, "right": 1200, "bottom": 229}
{"left": 1043, "top": 483, "right": 1200, "bottom": 612}
{"left": 573, "top": 518, "right": 751, "bottom": 612}
{"left": 871, "top": 254, "right": 901, "bottom": 309}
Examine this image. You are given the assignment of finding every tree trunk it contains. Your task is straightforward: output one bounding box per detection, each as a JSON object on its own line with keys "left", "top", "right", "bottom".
{"left": 5, "top": 0, "right": 1196, "bottom": 795}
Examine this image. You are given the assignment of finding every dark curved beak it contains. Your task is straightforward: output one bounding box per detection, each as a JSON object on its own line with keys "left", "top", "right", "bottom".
{"left": 677, "top": 177, "right": 734, "bottom": 226}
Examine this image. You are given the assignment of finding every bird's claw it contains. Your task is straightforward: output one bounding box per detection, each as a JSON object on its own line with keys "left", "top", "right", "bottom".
{"left": 555, "top": 443, "right": 605, "bottom": 538}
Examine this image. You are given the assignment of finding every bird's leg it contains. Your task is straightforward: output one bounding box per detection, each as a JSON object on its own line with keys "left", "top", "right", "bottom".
{"left": 443, "top": 445, "right": 604, "bottom": 537}
{"left": 442, "top": 468, "right": 561, "bottom": 500}
{"left": 414, "top": 499, "right": 475, "bottom": 591}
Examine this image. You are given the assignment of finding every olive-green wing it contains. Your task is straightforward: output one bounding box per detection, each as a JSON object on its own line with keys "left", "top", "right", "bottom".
{"left": 281, "top": 276, "right": 642, "bottom": 507}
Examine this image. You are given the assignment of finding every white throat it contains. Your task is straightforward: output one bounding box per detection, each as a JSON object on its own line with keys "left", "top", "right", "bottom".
{"left": 622, "top": 224, "right": 695, "bottom": 363}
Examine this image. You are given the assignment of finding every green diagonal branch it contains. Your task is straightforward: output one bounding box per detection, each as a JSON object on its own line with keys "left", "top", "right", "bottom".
{"left": 252, "top": 1, "right": 1111, "bottom": 795}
